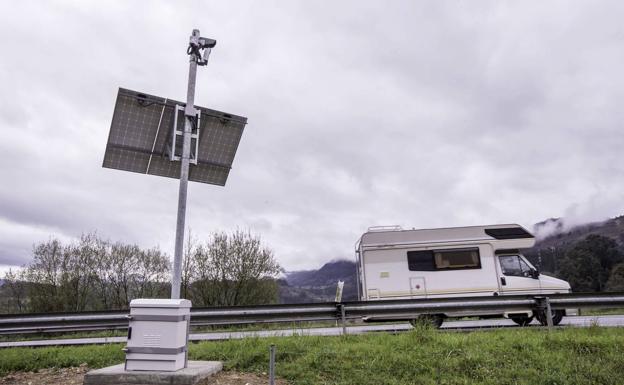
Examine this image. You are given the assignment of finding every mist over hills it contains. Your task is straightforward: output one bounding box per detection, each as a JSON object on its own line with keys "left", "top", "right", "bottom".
{"left": 279, "top": 215, "right": 624, "bottom": 303}
{"left": 531, "top": 216, "right": 624, "bottom": 251}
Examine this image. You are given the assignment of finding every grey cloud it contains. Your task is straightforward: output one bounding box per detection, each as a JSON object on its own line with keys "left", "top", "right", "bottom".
{"left": 1, "top": 1, "right": 624, "bottom": 271}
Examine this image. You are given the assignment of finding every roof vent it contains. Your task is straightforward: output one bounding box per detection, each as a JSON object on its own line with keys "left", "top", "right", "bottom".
{"left": 485, "top": 227, "right": 533, "bottom": 240}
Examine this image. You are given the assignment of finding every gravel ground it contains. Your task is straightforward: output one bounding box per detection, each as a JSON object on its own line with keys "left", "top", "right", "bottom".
{"left": 0, "top": 366, "right": 287, "bottom": 385}
{"left": 0, "top": 364, "right": 89, "bottom": 385}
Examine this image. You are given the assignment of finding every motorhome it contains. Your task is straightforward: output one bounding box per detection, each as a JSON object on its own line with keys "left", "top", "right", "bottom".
{"left": 355, "top": 224, "right": 571, "bottom": 327}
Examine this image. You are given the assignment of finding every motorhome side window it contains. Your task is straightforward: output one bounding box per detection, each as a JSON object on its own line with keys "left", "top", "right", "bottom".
{"left": 407, "top": 251, "right": 436, "bottom": 271}
{"left": 407, "top": 248, "right": 481, "bottom": 271}
{"left": 499, "top": 255, "right": 532, "bottom": 277}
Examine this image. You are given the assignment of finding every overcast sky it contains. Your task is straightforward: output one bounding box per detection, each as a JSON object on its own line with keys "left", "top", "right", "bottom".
{"left": 1, "top": 1, "right": 623, "bottom": 273}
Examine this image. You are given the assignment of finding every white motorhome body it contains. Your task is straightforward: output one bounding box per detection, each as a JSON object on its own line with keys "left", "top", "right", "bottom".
{"left": 355, "top": 224, "right": 571, "bottom": 325}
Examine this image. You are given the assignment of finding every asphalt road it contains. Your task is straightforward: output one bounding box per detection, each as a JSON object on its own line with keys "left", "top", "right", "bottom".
{"left": 442, "top": 314, "right": 624, "bottom": 329}
{"left": 2, "top": 315, "right": 622, "bottom": 349}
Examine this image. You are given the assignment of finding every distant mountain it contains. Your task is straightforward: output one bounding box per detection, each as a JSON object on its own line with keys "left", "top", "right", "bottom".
{"left": 279, "top": 260, "right": 357, "bottom": 304}
{"left": 285, "top": 260, "right": 356, "bottom": 287}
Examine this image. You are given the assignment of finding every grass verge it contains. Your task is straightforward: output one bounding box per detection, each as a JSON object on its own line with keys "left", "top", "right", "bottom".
{"left": 1, "top": 326, "right": 623, "bottom": 384}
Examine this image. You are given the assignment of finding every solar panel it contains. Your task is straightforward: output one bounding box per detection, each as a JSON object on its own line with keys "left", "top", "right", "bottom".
{"left": 102, "top": 88, "right": 246, "bottom": 186}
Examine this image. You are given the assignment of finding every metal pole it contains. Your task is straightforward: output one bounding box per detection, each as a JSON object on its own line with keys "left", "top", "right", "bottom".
{"left": 269, "top": 344, "right": 276, "bottom": 385}
{"left": 544, "top": 297, "right": 554, "bottom": 330}
{"left": 172, "top": 29, "right": 200, "bottom": 300}
{"left": 340, "top": 304, "right": 347, "bottom": 335}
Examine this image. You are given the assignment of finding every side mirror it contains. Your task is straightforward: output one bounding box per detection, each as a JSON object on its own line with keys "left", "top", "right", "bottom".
{"left": 531, "top": 268, "right": 540, "bottom": 279}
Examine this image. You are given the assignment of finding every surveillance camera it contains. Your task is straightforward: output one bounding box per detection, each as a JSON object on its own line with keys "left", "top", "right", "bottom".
{"left": 199, "top": 38, "right": 216, "bottom": 49}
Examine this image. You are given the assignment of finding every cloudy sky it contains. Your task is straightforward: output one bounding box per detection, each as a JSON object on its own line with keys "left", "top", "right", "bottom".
{"left": 1, "top": 1, "right": 623, "bottom": 273}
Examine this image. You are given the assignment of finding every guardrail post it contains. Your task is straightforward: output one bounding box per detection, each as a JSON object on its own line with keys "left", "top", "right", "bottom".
{"left": 544, "top": 297, "right": 554, "bottom": 330}
{"left": 269, "top": 344, "right": 275, "bottom": 385}
{"left": 340, "top": 304, "right": 347, "bottom": 335}
{"left": 535, "top": 296, "right": 554, "bottom": 330}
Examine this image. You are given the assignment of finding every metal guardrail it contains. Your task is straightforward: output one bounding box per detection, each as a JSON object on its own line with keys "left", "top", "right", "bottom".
{"left": 1, "top": 292, "right": 623, "bottom": 335}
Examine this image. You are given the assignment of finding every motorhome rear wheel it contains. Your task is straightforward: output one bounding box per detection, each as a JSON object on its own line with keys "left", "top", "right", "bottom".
{"left": 409, "top": 314, "right": 444, "bottom": 329}
{"left": 510, "top": 315, "right": 534, "bottom": 326}
{"left": 535, "top": 309, "right": 564, "bottom": 326}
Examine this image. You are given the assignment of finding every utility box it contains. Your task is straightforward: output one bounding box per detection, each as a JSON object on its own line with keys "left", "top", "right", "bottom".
{"left": 124, "top": 298, "right": 191, "bottom": 371}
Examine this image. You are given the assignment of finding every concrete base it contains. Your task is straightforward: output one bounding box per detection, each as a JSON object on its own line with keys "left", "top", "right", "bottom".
{"left": 83, "top": 361, "right": 223, "bottom": 385}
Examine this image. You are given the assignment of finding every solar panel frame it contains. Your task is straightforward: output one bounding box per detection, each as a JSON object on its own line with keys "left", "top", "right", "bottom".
{"left": 102, "top": 88, "right": 247, "bottom": 186}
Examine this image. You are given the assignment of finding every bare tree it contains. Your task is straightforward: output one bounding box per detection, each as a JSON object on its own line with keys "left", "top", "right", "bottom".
{"left": 192, "top": 230, "right": 281, "bottom": 306}
{"left": 133, "top": 247, "right": 170, "bottom": 299}
{"left": 21, "top": 234, "right": 171, "bottom": 312}
{"left": 94, "top": 241, "right": 114, "bottom": 310}
{"left": 104, "top": 243, "right": 170, "bottom": 308}
{"left": 107, "top": 243, "right": 141, "bottom": 309}
{"left": 25, "top": 238, "right": 64, "bottom": 312}
{"left": 58, "top": 234, "right": 105, "bottom": 312}
{"left": 2, "top": 269, "right": 28, "bottom": 313}
{"left": 23, "top": 234, "right": 106, "bottom": 312}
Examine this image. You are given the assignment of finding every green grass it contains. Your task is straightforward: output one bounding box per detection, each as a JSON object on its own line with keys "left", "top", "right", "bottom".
{"left": 1, "top": 327, "right": 624, "bottom": 384}
{"left": 0, "top": 329, "right": 127, "bottom": 343}
{"left": 0, "top": 343, "right": 124, "bottom": 374}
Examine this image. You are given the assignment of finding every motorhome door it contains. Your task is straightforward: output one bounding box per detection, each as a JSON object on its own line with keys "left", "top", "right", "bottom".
{"left": 497, "top": 254, "right": 541, "bottom": 295}
{"left": 409, "top": 277, "right": 426, "bottom": 298}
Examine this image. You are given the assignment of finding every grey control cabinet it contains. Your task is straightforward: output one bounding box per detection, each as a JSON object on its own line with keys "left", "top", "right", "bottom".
{"left": 124, "top": 299, "right": 191, "bottom": 371}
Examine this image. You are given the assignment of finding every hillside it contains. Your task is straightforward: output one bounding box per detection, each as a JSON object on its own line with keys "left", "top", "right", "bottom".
{"left": 530, "top": 215, "right": 624, "bottom": 250}
{"left": 279, "top": 260, "right": 357, "bottom": 303}
{"left": 285, "top": 260, "right": 356, "bottom": 287}
{"left": 525, "top": 215, "right": 624, "bottom": 274}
